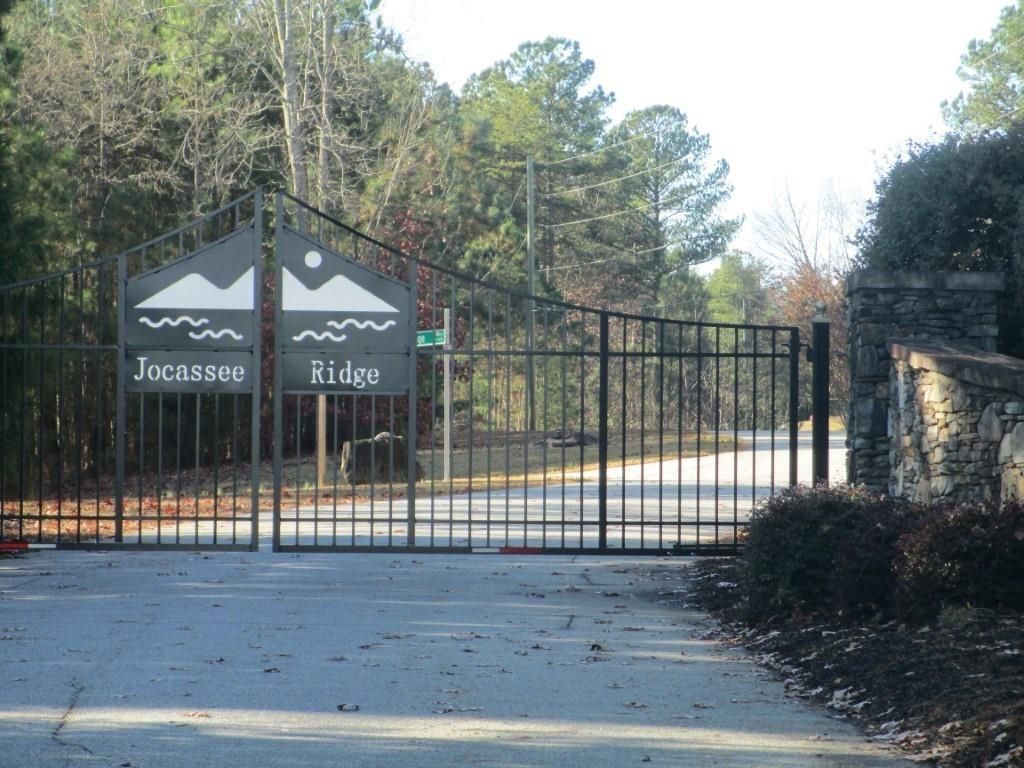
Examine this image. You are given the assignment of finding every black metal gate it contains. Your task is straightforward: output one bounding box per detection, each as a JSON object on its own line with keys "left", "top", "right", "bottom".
{"left": 270, "top": 195, "right": 810, "bottom": 555}
{"left": 1, "top": 193, "right": 262, "bottom": 550}
{"left": 0, "top": 192, "right": 822, "bottom": 554}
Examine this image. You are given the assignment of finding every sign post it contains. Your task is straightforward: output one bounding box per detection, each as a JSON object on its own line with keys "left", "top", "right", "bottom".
{"left": 416, "top": 318, "right": 452, "bottom": 481}
{"left": 443, "top": 308, "right": 452, "bottom": 482}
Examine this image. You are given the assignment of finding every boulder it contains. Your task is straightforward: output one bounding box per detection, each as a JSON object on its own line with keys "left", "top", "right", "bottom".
{"left": 339, "top": 432, "right": 423, "bottom": 485}
{"left": 543, "top": 429, "right": 602, "bottom": 448}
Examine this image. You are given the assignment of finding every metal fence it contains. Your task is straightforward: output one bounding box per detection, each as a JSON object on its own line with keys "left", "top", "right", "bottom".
{"left": 1, "top": 192, "right": 261, "bottom": 549}
{"left": 1, "top": 191, "right": 820, "bottom": 554}
{"left": 271, "top": 194, "right": 806, "bottom": 554}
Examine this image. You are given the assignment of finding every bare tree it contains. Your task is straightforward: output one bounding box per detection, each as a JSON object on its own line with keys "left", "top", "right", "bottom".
{"left": 10, "top": 0, "right": 179, "bottom": 259}
{"left": 754, "top": 180, "right": 859, "bottom": 276}
{"left": 247, "top": 0, "right": 433, "bottom": 225}
{"left": 752, "top": 182, "right": 859, "bottom": 425}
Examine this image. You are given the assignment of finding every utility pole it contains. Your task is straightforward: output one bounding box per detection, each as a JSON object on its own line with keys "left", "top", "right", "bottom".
{"left": 525, "top": 156, "right": 537, "bottom": 432}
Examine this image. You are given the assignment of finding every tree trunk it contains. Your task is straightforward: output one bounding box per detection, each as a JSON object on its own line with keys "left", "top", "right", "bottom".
{"left": 273, "top": 0, "right": 309, "bottom": 202}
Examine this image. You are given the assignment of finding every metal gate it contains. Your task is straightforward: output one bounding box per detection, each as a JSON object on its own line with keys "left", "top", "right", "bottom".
{"left": 270, "top": 195, "right": 813, "bottom": 555}
{"left": 0, "top": 193, "right": 262, "bottom": 550}
{"left": 0, "top": 192, "right": 823, "bottom": 554}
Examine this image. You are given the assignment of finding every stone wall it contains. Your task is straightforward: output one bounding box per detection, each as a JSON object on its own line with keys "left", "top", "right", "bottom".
{"left": 889, "top": 340, "right": 1024, "bottom": 503}
{"left": 846, "top": 270, "right": 1003, "bottom": 491}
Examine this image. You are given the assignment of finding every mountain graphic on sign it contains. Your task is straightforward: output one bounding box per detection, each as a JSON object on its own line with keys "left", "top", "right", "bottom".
{"left": 135, "top": 267, "right": 254, "bottom": 310}
{"left": 282, "top": 267, "right": 399, "bottom": 313}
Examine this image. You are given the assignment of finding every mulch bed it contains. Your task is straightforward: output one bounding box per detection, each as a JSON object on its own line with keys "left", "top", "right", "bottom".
{"left": 672, "top": 558, "right": 1024, "bottom": 768}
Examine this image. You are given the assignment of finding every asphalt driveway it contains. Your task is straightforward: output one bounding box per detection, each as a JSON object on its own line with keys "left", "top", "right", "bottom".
{"left": 0, "top": 549, "right": 908, "bottom": 767}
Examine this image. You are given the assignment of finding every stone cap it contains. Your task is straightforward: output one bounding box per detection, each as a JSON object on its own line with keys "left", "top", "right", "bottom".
{"left": 847, "top": 269, "right": 1005, "bottom": 294}
{"left": 888, "top": 339, "right": 1024, "bottom": 397}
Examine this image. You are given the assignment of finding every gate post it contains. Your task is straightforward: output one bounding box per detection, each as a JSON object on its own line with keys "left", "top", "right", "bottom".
{"left": 272, "top": 193, "right": 284, "bottom": 552}
{"left": 406, "top": 257, "right": 418, "bottom": 549}
{"left": 788, "top": 328, "right": 800, "bottom": 487}
{"left": 811, "top": 303, "right": 831, "bottom": 486}
{"left": 597, "top": 312, "right": 609, "bottom": 552}
{"left": 249, "top": 189, "right": 263, "bottom": 551}
{"left": 115, "top": 252, "right": 126, "bottom": 543}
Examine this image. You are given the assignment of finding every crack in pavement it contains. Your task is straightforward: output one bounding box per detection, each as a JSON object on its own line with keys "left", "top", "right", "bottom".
{"left": 53, "top": 678, "right": 94, "bottom": 765}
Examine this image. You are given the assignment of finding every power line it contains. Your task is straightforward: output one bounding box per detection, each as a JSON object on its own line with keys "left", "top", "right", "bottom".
{"left": 625, "top": 240, "right": 686, "bottom": 257}
{"left": 539, "top": 239, "right": 694, "bottom": 273}
{"left": 542, "top": 190, "right": 693, "bottom": 229}
{"left": 540, "top": 156, "right": 687, "bottom": 198}
{"left": 539, "top": 130, "right": 658, "bottom": 167}
{"left": 970, "top": 32, "right": 1024, "bottom": 71}
{"left": 992, "top": 87, "right": 1024, "bottom": 123}
{"left": 508, "top": 177, "right": 526, "bottom": 210}
{"left": 541, "top": 256, "right": 622, "bottom": 273}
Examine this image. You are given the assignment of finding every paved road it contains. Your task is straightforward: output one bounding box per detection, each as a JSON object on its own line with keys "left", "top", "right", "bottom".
{"left": 0, "top": 549, "right": 909, "bottom": 767}
{"left": 274, "top": 432, "right": 849, "bottom": 551}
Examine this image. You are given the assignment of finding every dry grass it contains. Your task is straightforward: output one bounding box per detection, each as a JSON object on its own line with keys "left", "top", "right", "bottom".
{"left": 1, "top": 431, "right": 741, "bottom": 541}
{"left": 413, "top": 431, "right": 737, "bottom": 495}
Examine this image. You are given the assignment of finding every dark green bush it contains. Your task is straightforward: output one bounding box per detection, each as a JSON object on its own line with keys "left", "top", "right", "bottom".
{"left": 895, "top": 500, "right": 1024, "bottom": 621}
{"left": 741, "top": 485, "right": 919, "bottom": 622}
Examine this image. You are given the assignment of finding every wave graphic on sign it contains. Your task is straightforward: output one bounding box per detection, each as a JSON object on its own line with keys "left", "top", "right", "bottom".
{"left": 326, "top": 319, "right": 397, "bottom": 332}
{"left": 292, "top": 330, "right": 348, "bottom": 343}
{"left": 282, "top": 268, "right": 399, "bottom": 313}
{"left": 189, "top": 328, "right": 244, "bottom": 341}
{"left": 139, "top": 315, "right": 210, "bottom": 328}
{"left": 136, "top": 267, "right": 254, "bottom": 310}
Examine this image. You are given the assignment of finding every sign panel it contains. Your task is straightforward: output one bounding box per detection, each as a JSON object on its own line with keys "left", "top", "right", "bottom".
{"left": 416, "top": 329, "right": 446, "bottom": 348}
{"left": 280, "top": 351, "right": 410, "bottom": 394}
{"left": 126, "top": 230, "right": 257, "bottom": 349}
{"left": 279, "top": 228, "right": 411, "bottom": 394}
{"left": 125, "top": 350, "right": 253, "bottom": 393}
{"left": 124, "top": 229, "right": 258, "bottom": 393}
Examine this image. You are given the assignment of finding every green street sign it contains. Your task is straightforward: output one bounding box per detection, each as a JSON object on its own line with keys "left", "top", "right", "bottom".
{"left": 416, "top": 329, "right": 446, "bottom": 348}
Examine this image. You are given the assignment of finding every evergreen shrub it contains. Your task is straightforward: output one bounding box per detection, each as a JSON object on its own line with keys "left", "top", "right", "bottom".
{"left": 741, "top": 485, "right": 918, "bottom": 622}
{"left": 895, "top": 499, "right": 1024, "bottom": 621}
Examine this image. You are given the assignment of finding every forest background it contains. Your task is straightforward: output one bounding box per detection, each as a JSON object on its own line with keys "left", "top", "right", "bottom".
{"left": 3, "top": 0, "right": 1023, "bottom": 421}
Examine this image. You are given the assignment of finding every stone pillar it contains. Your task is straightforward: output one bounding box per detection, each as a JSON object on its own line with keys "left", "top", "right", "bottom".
{"left": 846, "top": 270, "right": 1003, "bottom": 491}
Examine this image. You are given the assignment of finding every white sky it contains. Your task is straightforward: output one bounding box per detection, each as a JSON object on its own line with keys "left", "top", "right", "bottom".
{"left": 377, "top": 0, "right": 1011, "bottom": 256}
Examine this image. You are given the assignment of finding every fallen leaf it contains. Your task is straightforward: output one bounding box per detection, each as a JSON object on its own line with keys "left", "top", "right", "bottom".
{"left": 433, "top": 706, "right": 482, "bottom": 714}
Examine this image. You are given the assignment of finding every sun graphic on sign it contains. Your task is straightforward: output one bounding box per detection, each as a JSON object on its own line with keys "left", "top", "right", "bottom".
{"left": 283, "top": 248, "right": 400, "bottom": 343}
